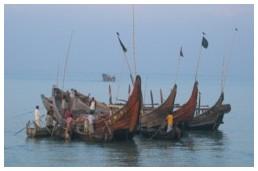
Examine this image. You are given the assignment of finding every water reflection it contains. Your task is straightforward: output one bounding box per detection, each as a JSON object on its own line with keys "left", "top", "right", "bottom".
{"left": 179, "top": 130, "right": 225, "bottom": 151}
{"left": 102, "top": 140, "right": 139, "bottom": 166}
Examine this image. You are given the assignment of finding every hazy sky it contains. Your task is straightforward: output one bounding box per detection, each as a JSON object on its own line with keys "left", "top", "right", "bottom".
{"left": 4, "top": 5, "right": 253, "bottom": 82}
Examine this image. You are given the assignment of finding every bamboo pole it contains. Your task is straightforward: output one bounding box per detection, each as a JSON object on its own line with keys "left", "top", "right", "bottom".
{"left": 62, "top": 31, "right": 74, "bottom": 89}
{"left": 160, "top": 88, "right": 164, "bottom": 104}
{"left": 194, "top": 44, "right": 203, "bottom": 81}
{"left": 150, "top": 90, "right": 154, "bottom": 108}
{"left": 121, "top": 49, "right": 134, "bottom": 84}
{"left": 128, "top": 84, "right": 131, "bottom": 97}
{"left": 132, "top": 5, "right": 137, "bottom": 77}
{"left": 109, "top": 84, "right": 112, "bottom": 104}
{"left": 175, "top": 53, "right": 181, "bottom": 84}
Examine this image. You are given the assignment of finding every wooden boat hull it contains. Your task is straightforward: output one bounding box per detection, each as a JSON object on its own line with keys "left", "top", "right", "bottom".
{"left": 140, "top": 84, "right": 177, "bottom": 129}
{"left": 173, "top": 81, "right": 199, "bottom": 124}
{"left": 26, "top": 121, "right": 51, "bottom": 138}
{"left": 187, "top": 92, "right": 231, "bottom": 130}
{"left": 73, "top": 75, "right": 142, "bottom": 142}
{"left": 139, "top": 82, "right": 197, "bottom": 140}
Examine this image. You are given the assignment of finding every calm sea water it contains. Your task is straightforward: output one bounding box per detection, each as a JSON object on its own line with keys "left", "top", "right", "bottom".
{"left": 4, "top": 74, "right": 254, "bottom": 166}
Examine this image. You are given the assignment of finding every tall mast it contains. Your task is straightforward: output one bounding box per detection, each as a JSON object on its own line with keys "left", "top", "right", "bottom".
{"left": 221, "top": 28, "right": 238, "bottom": 92}
{"left": 132, "top": 5, "right": 137, "bottom": 77}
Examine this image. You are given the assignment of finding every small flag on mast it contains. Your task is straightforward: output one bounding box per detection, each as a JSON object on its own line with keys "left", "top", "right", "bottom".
{"left": 201, "top": 34, "right": 208, "bottom": 49}
{"left": 116, "top": 32, "right": 127, "bottom": 53}
{"left": 180, "top": 46, "right": 184, "bottom": 57}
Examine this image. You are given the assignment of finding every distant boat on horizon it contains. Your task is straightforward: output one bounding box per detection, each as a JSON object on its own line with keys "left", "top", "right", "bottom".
{"left": 102, "top": 73, "right": 116, "bottom": 82}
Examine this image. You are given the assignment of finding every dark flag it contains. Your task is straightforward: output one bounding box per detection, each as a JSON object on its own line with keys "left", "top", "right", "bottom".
{"left": 202, "top": 36, "right": 208, "bottom": 49}
{"left": 116, "top": 32, "right": 127, "bottom": 53}
{"left": 180, "top": 46, "right": 184, "bottom": 57}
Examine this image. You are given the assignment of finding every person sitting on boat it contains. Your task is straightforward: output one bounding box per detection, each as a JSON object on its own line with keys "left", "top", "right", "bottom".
{"left": 34, "top": 105, "right": 41, "bottom": 129}
{"left": 166, "top": 113, "right": 174, "bottom": 133}
{"left": 89, "top": 97, "right": 96, "bottom": 114}
{"left": 46, "top": 106, "right": 54, "bottom": 129}
{"left": 87, "top": 114, "right": 95, "bottom": 135}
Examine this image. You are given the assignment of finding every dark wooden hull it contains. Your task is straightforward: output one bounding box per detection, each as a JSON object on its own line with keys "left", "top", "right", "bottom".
{"left": 26, "top": 121, "right": 51, "bottom": 138}
{"left": 187, "top": 92, "right": 231, "bottom": 130}
{"left": 172, "top": 81, "right": 199, "bottom": 124}
{"left": 73, "top": 75, "right": 142, "bottom": 142}
{"left": 140, "top": 84, "right": 177, "bottom": 128}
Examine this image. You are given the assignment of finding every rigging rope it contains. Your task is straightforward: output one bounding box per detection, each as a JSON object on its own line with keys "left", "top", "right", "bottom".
{"left": 122, "top": 52, "right": 134, "bottom": 84}
{"left": 62, "top": 31, "right": 74, "bottom": 89}
{"left": 194, "top": 44, "right": 203, "bottom": 81}
{"left": 132, "top": 5, "right": 137, "bottom": 77}
{"left": 175, "top": 53, "right": 181, "bottom": 84}
{"left": 221, "top": 28, "right": 238, "bottom": 92}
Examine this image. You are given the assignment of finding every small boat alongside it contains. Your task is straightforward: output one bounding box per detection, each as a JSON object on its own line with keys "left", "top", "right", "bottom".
{"left": 26, "top": 121, "right": 51, "bottom": 138}
{"left": 140, "top": 84, "right": 178, "bottom": 139}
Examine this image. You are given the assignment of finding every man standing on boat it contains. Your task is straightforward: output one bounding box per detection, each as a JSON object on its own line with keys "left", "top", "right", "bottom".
{"left": 166, "top": 113, "right": 174, "bottom": 133}
{"left": 34, "top": 105, "right": 41, "bottom": 128}
{"left": 89, "top": 97, "right": 96, "bottom": 114}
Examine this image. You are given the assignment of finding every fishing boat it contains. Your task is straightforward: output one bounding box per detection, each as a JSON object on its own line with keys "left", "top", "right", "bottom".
{"left": 140, "top": 84, "right": 177, "bottom": 135}
{"left": 102, "top": 73, "right": 116, "bottom": 82}
{"left": 26, "top": 121, "right": 51, "bottom": 138}
{"left": 139, "top": 82, "right": 197, "bottom": 140}
{"left": 187, "top": 92, "right": 231, "bottom": 130}
{"left": 73, "top": 75, "right": 142, "bottom": 142}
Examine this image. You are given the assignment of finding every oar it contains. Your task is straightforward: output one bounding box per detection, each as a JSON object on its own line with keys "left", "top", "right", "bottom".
{"left": 14, "top": 127, "right": 27, "bottom": 136}
{"left": 15, "top": 110, "right": 33, "bottom": 117}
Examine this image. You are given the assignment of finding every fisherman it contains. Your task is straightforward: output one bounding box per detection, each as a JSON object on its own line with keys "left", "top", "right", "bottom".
{"left": 166, "top": 113, "right": 174, "bottom": 133}
{"left": 34, "top": 105, "right": 41, "bottom": 128}
{"left": 89, "top": 97, "right": 96, "bottom": 114}
{"left": 87, "top": 114, "right": 95, "bottom": 135}
{"left": 45, "top": 106, "right": 54, "bottom": 129}
{"left": 64, "top": 109, "right": 73, "bottom": 129}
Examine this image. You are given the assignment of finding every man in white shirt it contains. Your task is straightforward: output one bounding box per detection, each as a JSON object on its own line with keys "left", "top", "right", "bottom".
{"left": 34, "top": 105, "right": 41, "bottom": 128}
{"left": 89, "top": 97, "right": 96, "bottom": 114}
